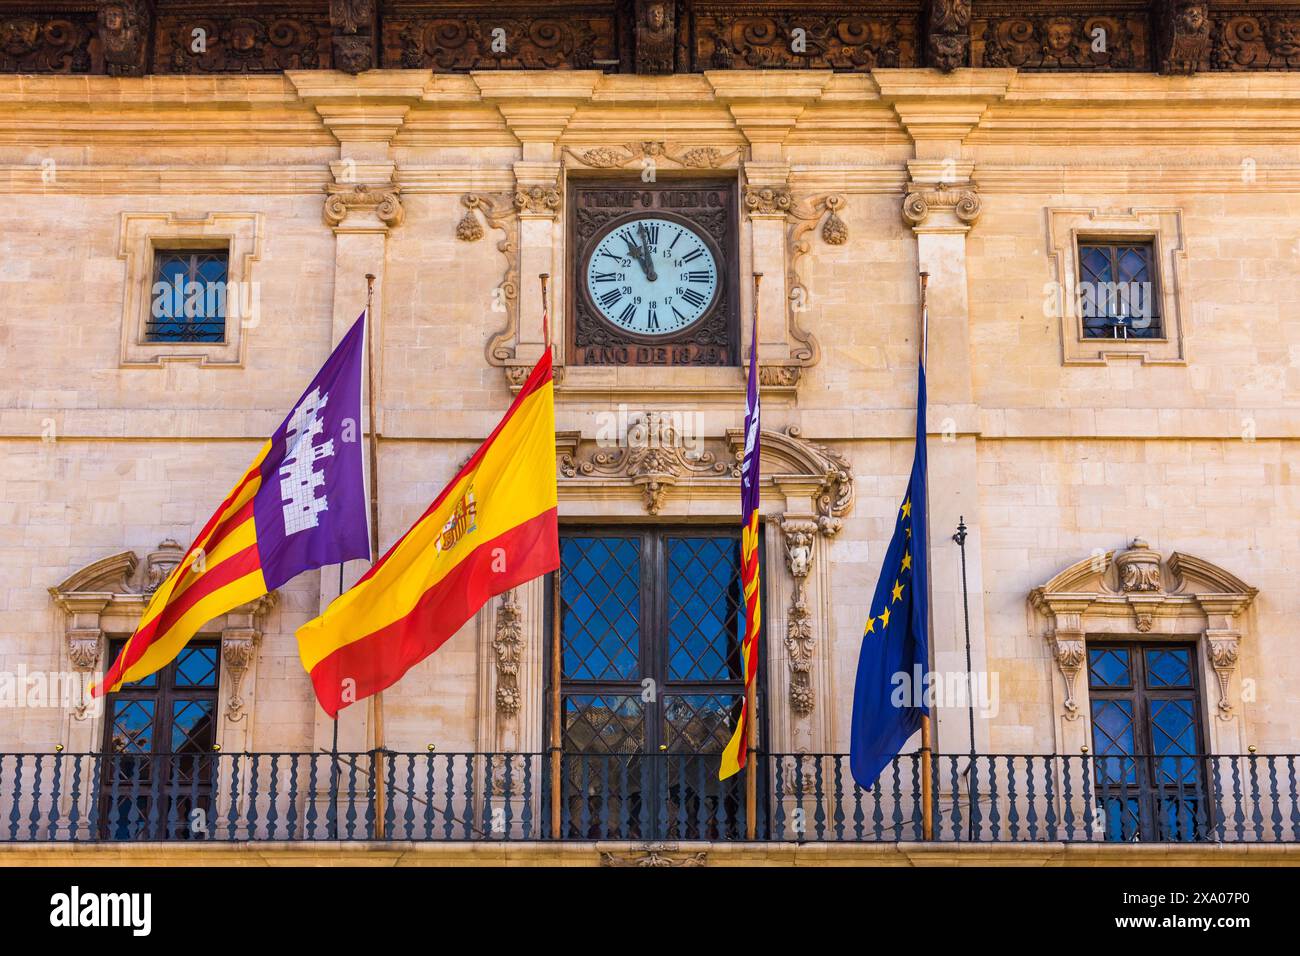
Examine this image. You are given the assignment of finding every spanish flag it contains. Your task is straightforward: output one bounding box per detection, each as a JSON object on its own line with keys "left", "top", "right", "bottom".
{"left": 297, "top": 352, "right": 559, "bottom": 718}
{"left": 93, "top": 314, "right": 372, "bottom": 696}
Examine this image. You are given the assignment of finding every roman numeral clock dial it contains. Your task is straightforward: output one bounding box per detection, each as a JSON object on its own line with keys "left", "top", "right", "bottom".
{"left": 585, "top": 218, "right": 719, "bottom": 338}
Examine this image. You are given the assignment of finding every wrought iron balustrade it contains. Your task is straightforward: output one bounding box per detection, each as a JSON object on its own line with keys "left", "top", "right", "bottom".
{"left": 0, "top": 751, "right": 1296, "bottom": 844}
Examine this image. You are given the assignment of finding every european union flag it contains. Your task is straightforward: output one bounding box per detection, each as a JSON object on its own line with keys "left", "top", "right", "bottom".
{"left": 850, "top": 359, "right": 929, "bottom": 790}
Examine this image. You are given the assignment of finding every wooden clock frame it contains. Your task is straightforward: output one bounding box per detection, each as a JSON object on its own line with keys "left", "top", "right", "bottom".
{"left": 566, "top": 178, "right": 739, "bottom": 367}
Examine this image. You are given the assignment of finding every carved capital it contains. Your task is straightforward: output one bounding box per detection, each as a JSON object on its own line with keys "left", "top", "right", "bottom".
{"left": 513, "top": 184, "right": 562, "bottom": 217}
{"left": 67, "top": 628, "right": 103, "bottom": 673}
{"left": 323, "top": 182, "right": 404, "bottom": 229}
{"left": 743, "top": 185, "right": 792, "bottom": 217}
{"left": 901, "top": 184, "right": 981, "bottom": 228}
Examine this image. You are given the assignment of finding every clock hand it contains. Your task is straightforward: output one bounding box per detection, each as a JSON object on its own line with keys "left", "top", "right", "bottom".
{"left": 636, "top": 223, "right": 659, "bottom": 281}
{"left": 622, "top": 235, "right": 653, "bottom": 281}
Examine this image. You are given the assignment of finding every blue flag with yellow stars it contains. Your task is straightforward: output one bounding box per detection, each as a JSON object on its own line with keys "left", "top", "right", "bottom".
{"left": 850, "top": 359, "right": 929, "bottom": 790}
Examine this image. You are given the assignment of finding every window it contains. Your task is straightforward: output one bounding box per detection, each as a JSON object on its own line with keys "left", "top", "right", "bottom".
{"left": 147, "top": 248, "right": 229, "bottom": 343}
{"left": 1076, "top": 240, "right": 1162, "bottom": 339}
{"left": 551, "top": 528, "right": 764, "bottom": 839}
{"left": 1087, "top": 642, "right": 1207, "bottom": 841}
{"left": 99, "top": 641, "right": 220, "bottom": 840}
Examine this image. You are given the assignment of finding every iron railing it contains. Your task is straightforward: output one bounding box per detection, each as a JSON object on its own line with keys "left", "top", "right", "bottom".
{"left": 1, "top": 751, "right": 1296, "bottom": 843}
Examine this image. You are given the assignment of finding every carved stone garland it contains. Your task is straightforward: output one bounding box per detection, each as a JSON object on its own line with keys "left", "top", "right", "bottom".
{"left": 562, "top": 140, "right": 743, "bottom": 172}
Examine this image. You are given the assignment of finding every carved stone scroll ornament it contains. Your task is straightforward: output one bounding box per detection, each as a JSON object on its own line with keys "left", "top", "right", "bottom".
{"left": 600, "top": 844, "right": 707, "bottom": 867}
{"left": 1208, "top": 636, "right": 1240, "bottom": 719}
{"left": 1050, "top": 633, "right": 1087, "bottom": 720}
{"left": 456, "top": 193, "right": 520, "bottom": 366}
{"left": 220, "top": 631, "right": 258, "bottom": 722}
{"left": 926, "top": 0, "right": 972, "bottom": 72}
{"left": 563, "top": 141, "right": 742, "bottom": 171}
{"left": 783, "top": 193, "right": 848, "bottom": 371}
{"left": 780, "top": 517, "right": 820, "bottom": 717}
{"left": 492, "top": 590, "right": 523, "bottom": 717}
{"left": 323, "top": 182, "right": 404, "bottom": 228}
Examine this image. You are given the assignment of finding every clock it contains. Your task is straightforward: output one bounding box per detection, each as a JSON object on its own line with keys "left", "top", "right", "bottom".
{"left": 584, "top": 216, "right": 719, "bottom": 338}
{"left": 568, "top": 180, "right": 738, "bottom": 367}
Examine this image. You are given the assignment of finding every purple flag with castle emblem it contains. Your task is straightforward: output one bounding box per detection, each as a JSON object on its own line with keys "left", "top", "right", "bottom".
{"left": 252, "top": 312, "right": 371, "bottom": 590}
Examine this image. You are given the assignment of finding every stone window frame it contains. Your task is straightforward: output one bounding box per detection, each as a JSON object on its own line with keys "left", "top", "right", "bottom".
{"left": 1030, "top": 538, "right": 1258, "bottom": 760}
{"left": 117, "top": 212, "right": 263, "bottom": 367}
{"left": 1046, "top": 207, "right": 1188, "bottom": 366}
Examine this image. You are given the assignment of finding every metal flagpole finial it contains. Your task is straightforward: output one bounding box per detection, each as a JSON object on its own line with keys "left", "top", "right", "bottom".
{"left": 953, "top": 515, "right": 968, "bottom": 545}
{"left": 365, "top": 273, "right": 375, "bottom": 307}
{"left": 539, "top": 273, "right": 551, "bottom": 350}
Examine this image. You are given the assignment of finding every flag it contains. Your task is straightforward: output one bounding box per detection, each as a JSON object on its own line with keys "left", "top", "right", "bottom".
{"left": 296, "top": 351, "right": 559, "bottom": 718}
{"left": 719, "top": 308, "right": 761, "bottom": 780}
{"left": 94, "top": 313, "right": 371, "bottom": 696}
{"left": 849, "top": 353, "right": 929, "bottom": 789}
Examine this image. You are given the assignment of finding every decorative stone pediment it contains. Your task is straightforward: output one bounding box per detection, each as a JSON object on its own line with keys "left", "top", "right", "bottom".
{"left": 1030, "top": 538, "right": 1259, "bottom": 742}
{"left": 49, "top": 540, "right": 277, "bottom": 721}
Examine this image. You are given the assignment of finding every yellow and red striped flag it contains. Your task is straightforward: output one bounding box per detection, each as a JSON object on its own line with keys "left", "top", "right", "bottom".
{"left": 296, "top": 352, "right": 559, "bottom": 718}
{"left": 93, "top": 314, "right": 371, "bottom": 696}
{"left": 720, "top": 306, "right": 761, "bottom": 780}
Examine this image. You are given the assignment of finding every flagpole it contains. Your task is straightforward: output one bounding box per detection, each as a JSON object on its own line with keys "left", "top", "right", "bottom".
{"left": 541, "top": 272, "right": 563, "bottom": 839}
{"left": 364, "top": 272, "right": 387, "bottom": 839}
{"left": 745, "top": 272, "right": 761, "bottom": 842}
{"left": 917, "top": 270, "right": 934, "bottom": 841}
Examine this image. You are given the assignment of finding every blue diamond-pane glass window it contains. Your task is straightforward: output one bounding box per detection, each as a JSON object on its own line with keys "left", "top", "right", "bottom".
{"left": 1145, "top": 647, "right": 1192, "bottom": 688}
{"left": 174, "top": 645, "right": 218, "bottom": 688}
{"left": 666, "top": 536, "right": 742, "bottom": 681}
{"left": 1088, "top": 647, "right": 1131, "bottom": 688}
{"left": 561, "top": 536, "right": 641, "bottom": 681}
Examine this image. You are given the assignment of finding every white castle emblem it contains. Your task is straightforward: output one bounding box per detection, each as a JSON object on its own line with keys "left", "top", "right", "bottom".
{"left": 279, "top": 387, "right": 335, "bottom": 536}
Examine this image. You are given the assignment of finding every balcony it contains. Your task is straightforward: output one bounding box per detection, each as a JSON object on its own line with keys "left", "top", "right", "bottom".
{"left": 2, "top": 751, "right": 1297, "bottom": 846}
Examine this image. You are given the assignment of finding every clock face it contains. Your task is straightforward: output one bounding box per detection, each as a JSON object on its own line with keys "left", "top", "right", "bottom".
{"left": 584, "top": 217, "right": 719, "bottom": 337}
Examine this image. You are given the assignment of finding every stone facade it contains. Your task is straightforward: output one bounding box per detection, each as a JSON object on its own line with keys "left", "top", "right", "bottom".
{"left": 0, "top": 67, "right": 1296, "bottom": 776}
